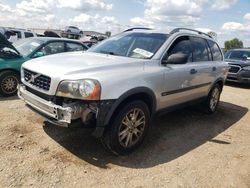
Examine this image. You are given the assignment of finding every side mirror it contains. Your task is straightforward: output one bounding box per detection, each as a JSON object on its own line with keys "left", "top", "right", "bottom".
{"left": 162, "top": 53, "right": 188, "bottom": 65}
{"left": 32, "top": 51, "right": 44, "bottom": 58}
{"left": 242, "top": 55, "right": 248, "bottom": 61}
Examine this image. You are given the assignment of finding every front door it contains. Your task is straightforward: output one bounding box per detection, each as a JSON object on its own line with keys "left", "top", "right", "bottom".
{"left": 159, "top": 35, "right": 200, "bottom": 109}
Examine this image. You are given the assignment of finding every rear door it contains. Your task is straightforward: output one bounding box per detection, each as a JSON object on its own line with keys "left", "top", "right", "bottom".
{"left": 207, "top": 39, "right": 224, "bottom": 77}
{"left": 189, "top": 36, "right": 215, "bottom": 97}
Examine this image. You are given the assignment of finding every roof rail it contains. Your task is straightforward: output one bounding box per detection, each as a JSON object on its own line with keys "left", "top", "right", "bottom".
{"left": 170, "top": 28, "right": 212, "bottom": 38}
{"left": 123, "top": 27, "right": 152, "bottom": 32}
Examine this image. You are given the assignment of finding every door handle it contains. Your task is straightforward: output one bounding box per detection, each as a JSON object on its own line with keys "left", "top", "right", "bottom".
{"left": 212, "top": 67, "right": 217, "bottom": 71}
{"left": 190, "top": 69, "right": 197, "bottom": 74}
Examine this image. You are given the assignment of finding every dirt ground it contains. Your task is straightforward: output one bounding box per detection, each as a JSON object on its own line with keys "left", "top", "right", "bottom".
{"left": 0, "top": 83, "right": 249, "bottom": 188}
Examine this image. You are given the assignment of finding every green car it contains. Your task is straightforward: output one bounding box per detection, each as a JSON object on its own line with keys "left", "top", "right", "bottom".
{"left": 0, "top": 33, "right": 88, "bottom": 97}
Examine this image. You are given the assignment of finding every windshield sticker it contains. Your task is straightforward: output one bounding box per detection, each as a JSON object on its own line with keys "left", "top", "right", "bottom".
{"left": 133, "top": 48, "right": 153, "bottom": 58}
{"left": 30, "top": 42, "right": 40, "bottom": 47}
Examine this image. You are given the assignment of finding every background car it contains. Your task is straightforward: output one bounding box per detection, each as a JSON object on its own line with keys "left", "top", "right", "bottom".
{"left": 0, "top": 33, "right": 88, "bottom": 97}
{"left": 65, "top": 26, "right": 83, "bottom": 35}
{"left": 5, "top": 27, "right": 37, "bottom": 43}
{"left": 225, "top": 49, "right": 250, "bottom": 84}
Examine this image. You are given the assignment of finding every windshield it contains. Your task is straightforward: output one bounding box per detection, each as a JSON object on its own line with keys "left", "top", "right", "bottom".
{"left": 89, "top": 32, "right": 168, "bottom": 59}
{"left": 13, "top": 38, "right": 44, "bottom": 57}
{"left": 225, "top": 50, "right": 250, "bottom": 61}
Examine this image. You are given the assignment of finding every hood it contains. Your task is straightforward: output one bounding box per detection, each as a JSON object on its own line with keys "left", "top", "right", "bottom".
{"left": 22, "top": 52, "right": 144, "bottom": 79}
{"left": 225, "top": 59, "right": 250, "bottom": 67}
{"left": 0, "top": 32, "right": 20, "bottom": 55}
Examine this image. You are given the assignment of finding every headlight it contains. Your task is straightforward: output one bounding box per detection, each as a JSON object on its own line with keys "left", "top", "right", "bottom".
{"left": 56, "top": 79, "right": 101, "bottom": 100}
{"left": 242, "top": 66, "right": 250, "bottom": 71}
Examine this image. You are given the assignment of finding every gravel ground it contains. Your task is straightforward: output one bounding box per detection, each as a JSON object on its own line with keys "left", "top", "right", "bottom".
{"left": 0, "top": 83, "right": 249, "bottom": 188}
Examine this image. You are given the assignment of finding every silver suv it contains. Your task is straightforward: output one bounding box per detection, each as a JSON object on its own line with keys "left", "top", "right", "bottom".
{"left": 18, "top": 28, "right": 228, "bottom": 155}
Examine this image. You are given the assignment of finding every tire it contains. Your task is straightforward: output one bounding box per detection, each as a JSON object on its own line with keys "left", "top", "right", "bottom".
{"left": 0, "top": 71, "right": 19, "bottom": 97}
{"left": 203, "top": 84, "right": 221, "bottom": 114}
{"left": 101, "top": 100, "right": 150, "bottom": 155}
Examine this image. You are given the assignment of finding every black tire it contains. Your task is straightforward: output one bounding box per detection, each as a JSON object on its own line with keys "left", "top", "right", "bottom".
{"left": 203, "top": 84, "right": 222, "bottom": 114}
{"left": 101, "top": 100, "right": 150, "bottom": 155}
{"left": 0, "top": 71, "right": 19, "bottom": 97}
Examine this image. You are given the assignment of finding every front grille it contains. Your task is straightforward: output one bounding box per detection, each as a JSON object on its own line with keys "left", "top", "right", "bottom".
{"left": 26, "top": 86, "right": 64, "bottom": 105}
{"left": 24, "top": 69, "right": 51, "bottom": 91}
{"left": 228, "top": 65, "right": 241, "bottom": 74}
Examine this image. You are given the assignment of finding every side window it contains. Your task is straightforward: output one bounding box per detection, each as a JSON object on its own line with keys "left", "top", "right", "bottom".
{"left": 166, "top": 36, "right": 192, "bottom": 62}
{"left": 13, "top": 31, "right": 22, "bottom": 39}
{"left": 66, "top": 42, "right": 85, "bottom": 52}
{"left": 191, "top": 37, "right": 209, "bottom": 62}
{"left": 207, "top": 40, "right": 223, "bottom": 61}
{"left": 24, "top": 32, "right": 34, "bottom": 38}
{"left": 41, "top": 42, "right": 65, "bottom": 56}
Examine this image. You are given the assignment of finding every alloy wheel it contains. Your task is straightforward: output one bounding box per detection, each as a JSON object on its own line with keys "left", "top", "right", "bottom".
{"left": 118, "top": 108, "right": 146, "bottom": 148}
{"left": 209, "top": 87, "right": 220, "bottom": 111}
{"left": 1, "top": 76, "right": 18, "bottom": 94}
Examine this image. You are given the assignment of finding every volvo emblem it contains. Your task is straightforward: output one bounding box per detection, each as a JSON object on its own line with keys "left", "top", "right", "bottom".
{"left": 28, "top": 74, "right": 40, "bottom": 83}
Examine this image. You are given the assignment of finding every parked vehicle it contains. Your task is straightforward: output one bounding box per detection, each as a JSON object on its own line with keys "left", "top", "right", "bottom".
{"left": 0, "top": 33, "right": 88, "bottom": 96}
{"left": 225, "top": 49, "right": 250, "bottom": 83}
{"left": 18, "top": 28, "right": 228, "bottom": 155}
{"left": 65, "top": 26, "right": 83, "bottom": 35}
{"left": 6, "top": 28, "right": 37, "bottom": 42}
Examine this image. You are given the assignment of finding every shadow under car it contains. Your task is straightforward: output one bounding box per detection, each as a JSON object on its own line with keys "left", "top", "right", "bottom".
{"left": 43, "top": 101, "right": 248, "bottom": 169}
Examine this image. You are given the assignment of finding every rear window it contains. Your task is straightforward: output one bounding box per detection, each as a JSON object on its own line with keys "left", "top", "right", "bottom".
{"left": 207, "top": 40, "right": 223, "bottom": 61}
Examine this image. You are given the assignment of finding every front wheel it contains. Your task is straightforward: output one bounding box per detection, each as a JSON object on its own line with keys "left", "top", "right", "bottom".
{"left": 101, "top": 100, "right": 150, "bottom": 155}
{"left": 0, "top": 71, "right": 19, "bottom": 97}
{"left": 203, "top": 84, "right": 221, "bottom": 114}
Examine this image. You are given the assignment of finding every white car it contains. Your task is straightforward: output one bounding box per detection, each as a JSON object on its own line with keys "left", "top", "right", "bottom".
{"left": 5, "top": 27, "right": 37, "bottom": 42}
{"left": 65, "top": 26, "right": 83, "bottom": 35}
{"left": 18, "top": 28, "right": 228, "bottom": 155}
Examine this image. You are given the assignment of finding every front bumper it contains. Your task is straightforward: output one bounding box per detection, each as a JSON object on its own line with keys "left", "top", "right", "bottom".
{"left": 18, "top": 84, "right": 117, "bottom": 137}
{"left": 227, "top": 70, "right": 250, "bottom": 83}
{"left": 18, "top": 84, "right": 82, "bottom": 127}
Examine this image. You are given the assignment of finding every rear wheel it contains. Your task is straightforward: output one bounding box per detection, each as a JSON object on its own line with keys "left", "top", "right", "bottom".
{"left": 203, "top": 84, "right": 221, "bottom": 114}
{"left": 0, "top": 71, "right": 19, "bottom": 97}
{"left": 101, "top": 100, "right": 150, "bottom": 155}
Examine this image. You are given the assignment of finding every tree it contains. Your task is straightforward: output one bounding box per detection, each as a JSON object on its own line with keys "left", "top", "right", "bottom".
{"left": 105, "top": 31, "right": 111, "bottom": 37}
{"left": 224, "top": 38, "right": 243, "bottom": 51}
{"left": 207, "top": 31, "right": 217, "bottom": 40}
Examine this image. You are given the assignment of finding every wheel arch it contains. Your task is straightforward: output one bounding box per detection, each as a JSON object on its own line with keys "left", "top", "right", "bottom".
{"left": 0, "top": 68, "right": 21, "bottom": 81}
{"left": 0, "top": 69, "right": 20, "bottom": 78}
{"left": 211, "top": 78, "right": 224, "bottom": 92}
{"left": 103, "top": 87, "right": 157, "bottom": 126}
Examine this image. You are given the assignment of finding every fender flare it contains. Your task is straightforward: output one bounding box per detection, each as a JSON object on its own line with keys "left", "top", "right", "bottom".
{"left": 103, "top": 87, "right": 157, "bottom": 126}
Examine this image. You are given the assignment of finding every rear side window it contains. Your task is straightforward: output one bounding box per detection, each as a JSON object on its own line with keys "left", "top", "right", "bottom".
{"left": 66, "top": 42, "right": 86, "bottom": 52}
{"left": 207, "top": 40, "right": 223, "bottom": 61}
{"left": 41, "top": 42, "right": 65, "bottom": 55}
{"left": 191, "top": 37, "right": 209, "bottom": 62}
{"left": 166, "top": 36, "right": 193, "bottom": 62}
{"left": 24, "top": 32, "right": 34, "bottom": 38}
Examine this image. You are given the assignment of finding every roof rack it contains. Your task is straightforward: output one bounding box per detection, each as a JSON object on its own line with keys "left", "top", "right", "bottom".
{"left": 123, "top": 27, "right": 152, "bottom": 32}
{"left": 170, "top": 28, "right": 212, "bottom": 38}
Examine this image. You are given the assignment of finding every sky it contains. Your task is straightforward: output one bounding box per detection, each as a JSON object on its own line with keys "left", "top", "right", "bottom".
{"left": 0, "top": 0, "right": 250, "bottom": 47}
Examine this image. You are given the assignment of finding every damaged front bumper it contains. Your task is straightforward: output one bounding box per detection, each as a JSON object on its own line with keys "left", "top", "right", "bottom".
{"left": 18, "top": 84, "right": 84, "bottom": 127}
{"left": 18, "top": 84, "right": 116, "bottom": 137}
